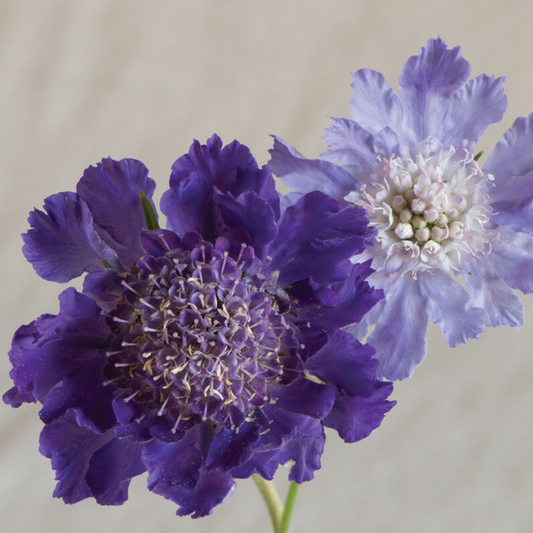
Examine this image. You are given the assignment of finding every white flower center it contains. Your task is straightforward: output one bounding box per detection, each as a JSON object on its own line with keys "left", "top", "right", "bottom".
{"left": 345, "top": 142, "right": 495, "bottom": 275}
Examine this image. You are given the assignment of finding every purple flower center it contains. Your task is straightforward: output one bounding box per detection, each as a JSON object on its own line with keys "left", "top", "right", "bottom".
{"left": 104, "top": 243, "right": 292, "bottom": 432}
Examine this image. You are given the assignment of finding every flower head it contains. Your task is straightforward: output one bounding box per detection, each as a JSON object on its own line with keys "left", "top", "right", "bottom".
{"left": 270, "top": 38, "right": 533, "bottom": 380}
{"left": 4, "top": 135, "right": 394, "bottom": 517}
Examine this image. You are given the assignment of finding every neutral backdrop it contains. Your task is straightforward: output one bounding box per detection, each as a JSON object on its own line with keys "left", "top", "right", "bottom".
{"left": 2, "top": 2, "right": 533, "bottom": 533}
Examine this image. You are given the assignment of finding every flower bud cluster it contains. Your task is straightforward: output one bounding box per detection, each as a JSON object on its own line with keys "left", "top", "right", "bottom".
{"left": 346, "top": 143, "right": 495, "bottom": 274}
{"left": 105, "top": 241, "right": 294, "bottom": 433}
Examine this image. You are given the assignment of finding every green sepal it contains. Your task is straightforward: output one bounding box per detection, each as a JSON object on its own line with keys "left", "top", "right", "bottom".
{"left": 100, "top": 259, "right": 113, "bottom": 269}
{"left": 474, "top": 150, "right": 484, "bottom": 162}
{"left": 139, "top": 191, "right": 160, "bottom": 230}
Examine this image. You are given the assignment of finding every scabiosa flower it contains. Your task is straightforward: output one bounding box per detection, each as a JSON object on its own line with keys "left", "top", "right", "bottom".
{"left": 270, "top": 37, "right": 533, "bottom": 381}
{"left": 4, "top": 135, "right": 394, "bottom": 517}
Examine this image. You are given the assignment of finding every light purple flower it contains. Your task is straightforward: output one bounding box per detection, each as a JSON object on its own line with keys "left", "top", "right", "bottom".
{"left": 270, "top": 38, "right": 533, "bottom": 380}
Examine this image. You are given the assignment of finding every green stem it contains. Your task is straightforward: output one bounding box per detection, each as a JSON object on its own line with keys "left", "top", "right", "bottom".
{"left": 278, "top": 482, "right": 299, "bottom": 533}
{"left": 252, "top": 474, "right": 283, "bottom": 532}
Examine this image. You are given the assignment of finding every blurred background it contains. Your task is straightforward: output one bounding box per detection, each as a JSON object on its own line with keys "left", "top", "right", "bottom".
{"left": 2, "top": 1, "right": 533, "bottom": 532}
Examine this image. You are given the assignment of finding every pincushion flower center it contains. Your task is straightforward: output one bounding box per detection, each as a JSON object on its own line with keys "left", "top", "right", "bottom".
{"left": 105, "top": 246, "right": 289, "bottom": 432}
{"left": 345, "top": 144, "right": 496, "bottom": 274}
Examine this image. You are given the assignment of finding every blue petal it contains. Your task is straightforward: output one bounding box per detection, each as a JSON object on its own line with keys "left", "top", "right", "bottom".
{"left": 22, "top": 192, "right": 119, "bottom": 282}
{"left": 323, "top": 381, "right": 395, "bottom": 443}
{"left": 77, "top": 158, "right": 156, "bottom": 269}
{"left": 269, "top": 379, "right": 334, "bottom": 420}
{"left": 398, "top": 38, "right": 471, "bottom": 144}
{"left": 321, "top": 117, "right": 377, "bottom": 168}
{"left": 269, "top": 136, "right": 358, "bottom": 203}
{"left": 482, "top": 227, "right": 533, "bottom": 293}
{"left": 39, "top": 414, "right": 115, "bottom": 504}
{"left": 291, "top": 261, "right": 383, "bottom": 332}
{"left": 143, "top": 427, "right": 236, "bottom": 518}
{"left": 4, "top": 288, "right": 110, "bottom": 405}
{"left": 267, "top": 191, "right": 374, "bottom": 286}
{"left": 160, "top": 172, "right": 211, "bottom": 236}
{"left": 273, "top": 418, "right": 325, "bottom": 483}
{"left": 486, "top": 114, "right": 533, "bottom": 205}
{"left": 440, "top": 74, "right": 507, "bottom": 146}
{"left": 418, "top": 269, "right": 488, "bottom": 347}
{"left": 86, "top": 437, "right": 146, "bottom": 506}
{"left": 367, "top": 274, "right": 428, "bottom": 381}
{"left": 205, "top": 423, "right": 260, "bottom": 471}
{"left": 304, "top": 330, "right": 379, "bottom": 397}
{"left": 463, "top": 262, "right": 524, "bottom": 328}
{"left": 212, "top": 189, "right": 277, "bottom": 260}
{"left": 39, "top": 355, "right": 115, "bottom": 433}
{"left": 348, "top": 69, "right": 404, "bottom": 140}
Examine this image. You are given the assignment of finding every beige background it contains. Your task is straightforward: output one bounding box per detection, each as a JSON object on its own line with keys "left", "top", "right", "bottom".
{"left": 2, "top": 1, "right": 533, "bottom": 532}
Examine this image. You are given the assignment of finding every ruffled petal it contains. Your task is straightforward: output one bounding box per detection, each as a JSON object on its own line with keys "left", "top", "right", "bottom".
{"left": 348, "top": 69, "right": 404, "bottom": 139}
{"left": 367, "top": 274, "right": 428, "bottom": 381}
{"left": 463, "top": 262, "right": 524, "bottom": 328}
{"left": 212, "top": 189, "right": 277, "bottom": 260}
{"left": 272, "top": 418, "right": 325, "bottom": 483}
{"left": 39, "top": 414, "right": 115, "bottom": 504}
{"left": 39, "top": 355, "right": 115, "bottom": 433}
{"left": 482, "top": 227, "right": 533, "bottom": 293}
{"left": 160, "top": 172, "right": 210, "bottom": 236}
{"left": 441, "top": 74, "right": 507, "bottom": 146}
{"left": 486, "top": 114, "right": 533, "bottom": 204}
{"left": 86, "top": 437, "right": 146, "bottom": 506}
{"left": 3, "top": 288, "right": 110, "bottom": 406}
{"left": 269, "top": 379, "right": 335, "bottom": 420}
{"left": 77, "top": 158, "right": 156, "bottom": 270}
{"left": 304, "top": 330, "right": 379, "bottom": 397}
{"left": 267, "top": 191, "right": 374, "bottom": 286}
{"left": 205, "top": 423, "right": 260, "bottom": 471}
{"left": 398, "top": 37, "right": 471, "bottom": 144}
{"left": 418, "top": 269, "right": 488, "bottom": 347}
{"left": 291, "top": 261, "right": 383, "bottom": 332}
{"left": 323, "top": 381, "right": 395, "bottom": 443}
{"left": 269, "top": 136, "right": 358, "bottom": 203}
{"left": 143, "top": 427, "right": 235, "bottom": 518}
{"left": 22, "top": 192, "right": 120, "bottom": 282}
{"left": 321, "top": 117, "right": 377, "bottom": 168}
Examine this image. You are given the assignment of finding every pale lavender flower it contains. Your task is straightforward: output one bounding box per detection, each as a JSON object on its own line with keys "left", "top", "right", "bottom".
{"left": 270, "top": 38, "right": 533, "bottom": 380}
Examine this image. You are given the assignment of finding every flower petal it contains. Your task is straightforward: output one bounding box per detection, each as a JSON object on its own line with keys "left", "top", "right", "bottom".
{"left": 269, "top": 136, "right": 358, "bottom": 203}
{"left": 441, "top": 74, "right": 507, "bottom": 146}
{"left": 77, "top": 158, "right": 157, "bottom": 270}
{"left": 323, "top": 381, "right": 395, "bottom": 443}
{"left": 483, "top": 227, "right": 533, "bottom": 293}
{"left": 321, "top": 117, "right": 377, "bottom": 168}
{"left": 3, "top": 288, "right": 109, "bottom": 406}
{"left": 349, "top": 69, "right": 404, "bottom": 139}
{"left": 367, "top": 274, "right": 428, "bottom": 381}
{"left": 22, "top": 192, "right": 119, "bottom": 282}
{"left": 86, "top": 436, "right": 146, "bottom": 506}
{"left": 418, "top": 269, "right": 488, "bottom": 347}
{"left": 398, "top": 38, "right": 471, "bottom": 143}
{"left": 486, "top": 113, "right": 533, "bottom": 204}
{"left": 268, "top": 191, "right": 374, "bottom": 286}
{"left": 463, "top": 262, "right": 524, "bottom": 328}
{"left": 39, "top": 414, "right": 115, "bottom": 504}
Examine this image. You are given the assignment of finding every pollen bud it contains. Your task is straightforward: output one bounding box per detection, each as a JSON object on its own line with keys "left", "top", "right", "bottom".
{"left": 430, "top": 226, "right": 448, "bottom": 242}
{"left": 392, "top": 195, "right": 407, "bottom": 212}
{"left": 394, "top": 222, "right": 414, "bottom": 240}
{"left": 423, "top": 207, "right": 439, "bottom": 223}
{"left": 411, "top": 198, "right": 426, "bottom": 214}
{"left": 450, "top": 195, "right": 467, "bottom": 212}
{"left": 412, "top": 216, "right": 427, "bottom": 229}
{"left": 415, "top": 228, "right": 430, "bottom": 242}
{"left": 449, "top": 221, "right": 465, "bottom": 239}
{"left": 399, "top": 209, "right": 412, "bottom": 222}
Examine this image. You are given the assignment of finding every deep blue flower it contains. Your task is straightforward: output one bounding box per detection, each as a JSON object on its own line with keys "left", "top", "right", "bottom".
{"left": 270, "top": 38, "right": 533, "bottom": 381}
{"left": 4, "top": 135, "right": 394, "bottom": 517}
